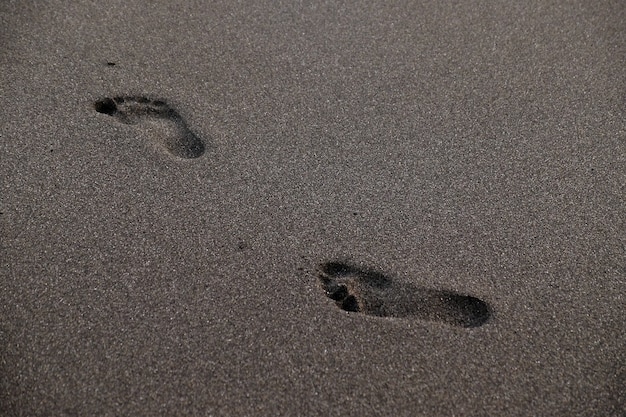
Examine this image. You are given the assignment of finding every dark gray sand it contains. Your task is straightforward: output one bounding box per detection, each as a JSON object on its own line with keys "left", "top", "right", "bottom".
{"left": 1, "top": 1, "right": 624, "bottom": 415}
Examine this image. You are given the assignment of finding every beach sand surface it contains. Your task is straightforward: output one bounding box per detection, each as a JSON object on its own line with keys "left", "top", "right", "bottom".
{"left": 1, "top": 1, "right": 624, "bottom": 415}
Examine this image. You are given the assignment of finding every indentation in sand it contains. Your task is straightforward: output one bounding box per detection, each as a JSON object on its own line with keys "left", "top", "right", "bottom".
{"left": 94, "top": 96, "right": 205, "bottom": 159}
{"left": 318, "top": 261, "right": 492, "bottom": 328}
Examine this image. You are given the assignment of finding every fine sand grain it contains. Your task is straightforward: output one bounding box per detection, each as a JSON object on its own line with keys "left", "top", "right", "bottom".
{"left": 1, "top": 1, "right": 624, "bottom": 416}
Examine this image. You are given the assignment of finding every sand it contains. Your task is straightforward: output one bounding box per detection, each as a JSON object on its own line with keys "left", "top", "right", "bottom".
{"left": 1, "top": 0, "right": 624, "bottom": 415}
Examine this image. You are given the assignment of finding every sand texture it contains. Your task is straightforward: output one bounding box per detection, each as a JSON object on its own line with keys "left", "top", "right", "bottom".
{"left": 1, "top": 1, "right": 625, "bottom": 416}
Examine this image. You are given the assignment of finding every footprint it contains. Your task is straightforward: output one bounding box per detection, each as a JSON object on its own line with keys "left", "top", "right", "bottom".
{"left": 318, "top": 261, "right": 492, "bottom": 328}
{"left": 94, "top": 96, "right": 205, "bottom": 158}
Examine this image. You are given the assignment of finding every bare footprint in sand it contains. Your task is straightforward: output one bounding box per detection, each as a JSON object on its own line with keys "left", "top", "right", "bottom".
{"left": 318, "top": 261, "right": 492, "bottom": 328}
{"left": 94, "top": 96, "right": 205, "bottom": 159}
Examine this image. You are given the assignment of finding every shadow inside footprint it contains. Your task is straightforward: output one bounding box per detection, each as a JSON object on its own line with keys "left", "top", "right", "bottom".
{"left": 318, "top": 261, "right": 492, "bottom": 328}
{"left": 94, "top": 96, "right": 205, "bottom": 159}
